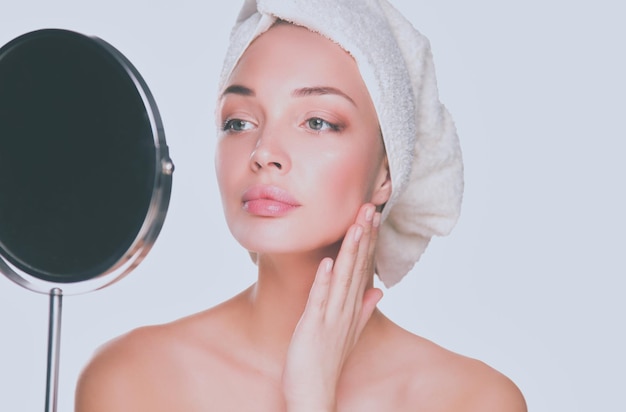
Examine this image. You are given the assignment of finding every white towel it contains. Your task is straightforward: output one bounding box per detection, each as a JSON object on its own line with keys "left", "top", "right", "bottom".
{"left": 219, "top": 0, "right": 464, "bottom": 287}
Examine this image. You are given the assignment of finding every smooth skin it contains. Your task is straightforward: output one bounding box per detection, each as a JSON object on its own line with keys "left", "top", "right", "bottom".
{"left": 75, "top": 23, "right": 526, "bottom": 411}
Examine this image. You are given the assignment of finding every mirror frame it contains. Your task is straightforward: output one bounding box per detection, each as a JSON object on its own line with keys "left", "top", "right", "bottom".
{"left": 0, "top": 29, "right": 174, "bottom": 295}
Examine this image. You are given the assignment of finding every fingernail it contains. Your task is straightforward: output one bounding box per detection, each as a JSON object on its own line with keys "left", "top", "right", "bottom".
{"left": 373, "top": 212, "right": 381, "bottom": 228}
{"left": 365, "top": 205, "right": 374, "bottom": 222}
{"left": 354, "top": 225, "right": 363, "bottom": 242}
{"left": 325, "top": 258, "right": 333, "bottom": 272}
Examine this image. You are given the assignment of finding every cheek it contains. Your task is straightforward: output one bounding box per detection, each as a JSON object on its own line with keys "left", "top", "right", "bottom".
{"left": 215, "top": 140, "right": 246, "bottom": 203}
{"left": 214, "top": 145, "right": 228, "bottom": 197}
{"left": 312, "top": 154, "right": 375, "bottom": 246}
{"left": 321, "top": 147, "right": 381, "bottom": 198}
{"left": 307, "top": 148, "right": 376, "bottom": 217}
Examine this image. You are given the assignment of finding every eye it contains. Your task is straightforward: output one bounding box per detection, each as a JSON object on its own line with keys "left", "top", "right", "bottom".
{"left": 222, "top": 118, "right": 254, "bottom": 132}
{"left": 305, "top": 117, "right": 341, "bottom": 132}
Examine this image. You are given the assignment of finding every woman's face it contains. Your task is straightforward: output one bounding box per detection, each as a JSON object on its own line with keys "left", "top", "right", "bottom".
{"left": 215, "top": 23, "right": 391, "bottom": 256}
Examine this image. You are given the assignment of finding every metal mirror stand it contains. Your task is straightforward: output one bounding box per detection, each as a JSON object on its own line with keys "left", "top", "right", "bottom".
{"left": 0, "top": 29, "right": 174, "bottom": 412}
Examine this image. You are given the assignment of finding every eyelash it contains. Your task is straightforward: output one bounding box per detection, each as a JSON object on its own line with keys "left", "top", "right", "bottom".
{"left": 304, "top": 117, "right": 342, "bottom": 132}
{"left": 221, "top": 117, "right": 343, "bottom": 134}
{"left": 222, "top": 118, "right": 254, "bottom": 133}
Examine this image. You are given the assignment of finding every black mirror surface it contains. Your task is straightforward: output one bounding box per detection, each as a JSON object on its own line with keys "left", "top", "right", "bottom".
{"left": 0, "top": 29, "right": 172, "bottom": 290}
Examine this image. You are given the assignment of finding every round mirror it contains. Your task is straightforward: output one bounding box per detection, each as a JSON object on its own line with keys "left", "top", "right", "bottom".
{"left": 0, "top": 29, "right": 173, "bottom": 295}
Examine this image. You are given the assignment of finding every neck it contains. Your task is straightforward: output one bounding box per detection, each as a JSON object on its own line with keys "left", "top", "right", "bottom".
{"left": 241, "top": 245, "right": 338, "bottom": 357}
{"left": 253, "top": 251, "right": 330, "bottom": 325}
{"left": 238, "top": 244, "right": 388, "bottom": 374}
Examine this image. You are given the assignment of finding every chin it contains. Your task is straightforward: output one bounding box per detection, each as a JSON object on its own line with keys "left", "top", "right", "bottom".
{"left": 226, "top": 210, "right": 351, "bottom": 257}
{"left": 234, "top": 230, "right": 344, "bottom": 259}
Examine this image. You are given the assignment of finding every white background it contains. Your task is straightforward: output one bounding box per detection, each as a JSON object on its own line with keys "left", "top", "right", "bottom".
{"left": 1, "top": 1, "right": 624, "bottom": 411}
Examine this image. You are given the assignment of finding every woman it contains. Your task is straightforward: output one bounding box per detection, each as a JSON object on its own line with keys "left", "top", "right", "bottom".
{"left": 76, "top": 1, "right": 526, "bottom": 410}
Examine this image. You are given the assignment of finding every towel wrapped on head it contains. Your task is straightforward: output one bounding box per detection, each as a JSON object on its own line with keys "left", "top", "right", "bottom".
{"left": 219, "top": 0, "right": 464, "bottom": 287}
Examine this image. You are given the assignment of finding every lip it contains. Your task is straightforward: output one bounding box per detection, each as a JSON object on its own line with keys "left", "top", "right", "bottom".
{"left": 241, "top": 184, "right": 301, "bottom": 217}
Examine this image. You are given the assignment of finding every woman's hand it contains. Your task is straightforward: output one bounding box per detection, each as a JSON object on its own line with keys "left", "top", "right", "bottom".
{"left": 282, "top": 203, "right": 383, "bottom": 412}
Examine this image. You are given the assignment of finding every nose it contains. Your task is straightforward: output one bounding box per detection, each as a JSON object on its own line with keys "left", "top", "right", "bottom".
{"left": 249, "top": 129, "right": 291, "bottom": 173}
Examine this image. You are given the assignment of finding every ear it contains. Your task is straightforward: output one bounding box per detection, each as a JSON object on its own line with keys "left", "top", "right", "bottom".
{"left": 371, "top": 156, "right": 392, "bottom": 207}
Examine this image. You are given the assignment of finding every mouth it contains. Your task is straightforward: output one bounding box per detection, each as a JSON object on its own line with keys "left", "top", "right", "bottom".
{"left": 241, "top": 184, "right": 301, "bottom": 217}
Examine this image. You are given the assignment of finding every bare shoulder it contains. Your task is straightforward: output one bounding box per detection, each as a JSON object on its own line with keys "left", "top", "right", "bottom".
{"left": 424, "top": 347, "right": 527, "bottom": 412}
{"left": 402, "top": 332, "right": 526, "bottom": 412}
{"left": 75, "top": 297, "right": 246, "bottom": 412}
{"left": 75, "top": 324, "right": 175, "bottom": 411}
{"left": 360, "top": 321, "right": 526, "bottom": 412}
{"left": 458, "top": 362, "right": 527, "bottom": 412}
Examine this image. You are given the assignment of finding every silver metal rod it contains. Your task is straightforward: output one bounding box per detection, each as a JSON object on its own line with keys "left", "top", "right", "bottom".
{"left": 45, "top": 288, "right": 63, "bottom": 412}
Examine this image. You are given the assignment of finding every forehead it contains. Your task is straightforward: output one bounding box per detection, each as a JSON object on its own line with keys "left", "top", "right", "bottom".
{"left": 227, "top": 23, "right": 373, "bottom": 103}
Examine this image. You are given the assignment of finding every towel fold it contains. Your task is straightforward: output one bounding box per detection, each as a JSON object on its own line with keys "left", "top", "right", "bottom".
{"left": 219, "top": 0, "right": 464, "bottom": 287}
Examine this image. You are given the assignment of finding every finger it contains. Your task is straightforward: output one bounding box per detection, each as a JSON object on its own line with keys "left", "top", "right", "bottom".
{"left": 326, "top": 223, "right": 361, "bottom": 312}
{"left": 368, "top": 212, "right": 381, "bottom": 267}
{"left": 305, "top": 257, "right": 334, "bottom": 315}
{"left": 349, "top": 205, "right": 378, "bottom": 301}
{"left": 328, "top": 204, "right": 377, "bottom": 313}
{"left": 329, "top": 203, "right": 373, "bottom": 303}
{"left": 357, "top": 211, "right": 381, "bottom": 294}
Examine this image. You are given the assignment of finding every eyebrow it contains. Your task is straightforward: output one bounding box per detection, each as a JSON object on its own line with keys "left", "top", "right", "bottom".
{"left": 221, "top": 84, "right": 356, "bottom": 107}
{"left": 221, "top": 84, "right": 255, "bottom": 98}
{"left": 292, "top": 86, "right": 357, "bottom": 107}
